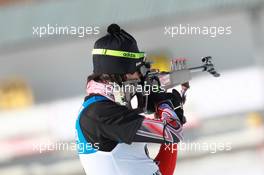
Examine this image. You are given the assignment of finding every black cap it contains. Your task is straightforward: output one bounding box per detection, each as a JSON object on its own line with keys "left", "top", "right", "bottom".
{"left": 92, "top": 24, "right": 144, "bottom": 74}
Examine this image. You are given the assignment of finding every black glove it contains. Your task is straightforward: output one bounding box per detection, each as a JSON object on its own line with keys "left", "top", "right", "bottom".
{"left": 171, "top": 89, "right": 186, "bottom": 125}
{"left": 146, "top": 89, "right": 186, "bottom": 125}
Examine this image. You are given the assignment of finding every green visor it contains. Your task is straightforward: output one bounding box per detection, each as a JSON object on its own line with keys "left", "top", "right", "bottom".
{"left": 92, "top": 49, "right": 145, "bottom": 59}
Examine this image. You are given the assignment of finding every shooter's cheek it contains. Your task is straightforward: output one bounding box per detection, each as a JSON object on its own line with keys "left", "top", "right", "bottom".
{"left": 136, "top": 71, "right": 143, "bottom": 79}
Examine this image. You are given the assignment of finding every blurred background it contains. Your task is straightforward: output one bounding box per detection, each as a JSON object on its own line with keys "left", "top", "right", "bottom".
{"left": 0, "top": 0, "right": 264, "bottom": 175}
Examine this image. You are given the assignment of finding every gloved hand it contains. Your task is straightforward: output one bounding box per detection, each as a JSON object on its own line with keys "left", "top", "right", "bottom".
{"left": 146, "top": 89, "right": 186, "bottom": 125}
{"left": 155, "top": 102, "right": 181, "bottom": 129}
{"left": 170, "top": 89, "right": 186, "bottom": 125}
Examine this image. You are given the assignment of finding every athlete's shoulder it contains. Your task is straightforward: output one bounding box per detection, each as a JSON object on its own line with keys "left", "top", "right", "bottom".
{"left": 83, "top": 95, "right": 144, "bottom": 123}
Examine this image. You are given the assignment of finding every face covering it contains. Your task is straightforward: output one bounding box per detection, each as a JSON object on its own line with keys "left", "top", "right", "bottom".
{"left": 86, "top": 80, "right": 140, "bottom": 107}
{"left": 86, "top": 80, "right": 115, "bottom": 101}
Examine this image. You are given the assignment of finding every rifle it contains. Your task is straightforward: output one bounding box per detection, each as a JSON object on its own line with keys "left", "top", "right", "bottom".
{"left": 137, "top": 56, "right": 221, "bottom": 112}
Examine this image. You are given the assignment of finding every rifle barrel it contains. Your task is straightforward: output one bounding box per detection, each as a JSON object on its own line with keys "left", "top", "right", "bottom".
{"left": 189, "top": 66, "right": 206, "bottom": 73}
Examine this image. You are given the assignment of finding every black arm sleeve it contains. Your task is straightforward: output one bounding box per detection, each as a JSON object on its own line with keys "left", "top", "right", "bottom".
{"left": 84, "top": 99, "right": 182, "bottom": 145}
{"left": 86, "top": 100, "right": 144, "bottom": 144}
